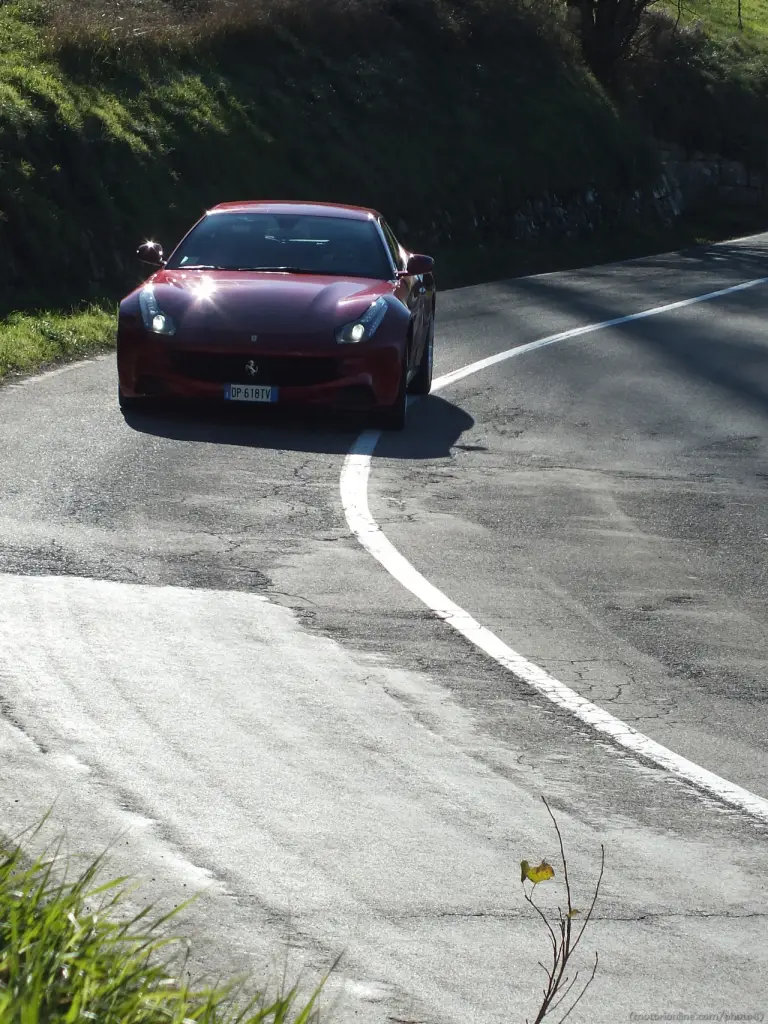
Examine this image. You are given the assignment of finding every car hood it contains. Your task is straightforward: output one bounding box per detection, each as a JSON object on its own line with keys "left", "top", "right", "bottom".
{"left": 146, "top": 270, "right": 393, "bottom": 334}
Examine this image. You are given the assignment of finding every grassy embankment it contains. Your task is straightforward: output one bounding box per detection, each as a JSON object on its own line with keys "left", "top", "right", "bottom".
{"left": 0, "top": 0, "right": 767, "bottom": 382}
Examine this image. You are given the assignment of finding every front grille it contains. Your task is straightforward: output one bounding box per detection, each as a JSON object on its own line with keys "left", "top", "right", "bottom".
{"left": 168, "top": 352, "right": 339, "bottom": 387}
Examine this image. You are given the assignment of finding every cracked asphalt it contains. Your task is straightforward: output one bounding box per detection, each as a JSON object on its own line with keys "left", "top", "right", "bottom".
{"left": 1, "top": 236, "right": 767, "bottom": 1023}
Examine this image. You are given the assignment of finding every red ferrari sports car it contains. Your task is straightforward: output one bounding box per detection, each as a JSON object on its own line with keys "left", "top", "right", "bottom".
{"left": 116, "top": 200, "right": 436, "bottom": 429}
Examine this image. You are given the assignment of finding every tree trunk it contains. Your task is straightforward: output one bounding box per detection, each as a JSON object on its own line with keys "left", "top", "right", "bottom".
{"left": 566, "top": 0, "right": 654, "bottom": 84}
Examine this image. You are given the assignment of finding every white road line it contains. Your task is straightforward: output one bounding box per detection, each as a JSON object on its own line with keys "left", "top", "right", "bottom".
{"left": 0, "top": 353, "right": 111, "bottom": 393}
{"left": 432, "top": 276, "right": 768, "bottom": 392}
{"left": 340, "top": 275, "right": 768, "bottom": 825}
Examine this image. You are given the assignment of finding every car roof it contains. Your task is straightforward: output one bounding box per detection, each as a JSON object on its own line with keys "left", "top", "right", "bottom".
{"left": 207, "top": 200, "right": 381, "bottom": 221}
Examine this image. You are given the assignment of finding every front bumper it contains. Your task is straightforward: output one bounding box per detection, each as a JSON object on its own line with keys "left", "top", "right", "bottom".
{"left": 117, "top": 332, "right": 404, "bottom": 409}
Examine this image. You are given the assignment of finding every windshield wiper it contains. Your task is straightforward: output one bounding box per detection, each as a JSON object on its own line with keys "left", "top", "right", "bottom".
{"left": 176, "top": 264, "right": 229, "bottom": 270}
{"left": 232, "top": 266, "right": 329, "bottom": 274}
{"left": 176, "top": 264, "right": 345, "bottom": 274}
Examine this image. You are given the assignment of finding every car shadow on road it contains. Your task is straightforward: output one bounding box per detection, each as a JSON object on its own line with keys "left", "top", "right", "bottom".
{"left": 122, "top": 393, "right": 475, "bottom": 459}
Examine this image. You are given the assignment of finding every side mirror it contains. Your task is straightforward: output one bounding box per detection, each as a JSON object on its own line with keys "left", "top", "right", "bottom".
{"left": 137, "top": 241, "right": 165, "bottom": 267}
{"left": 402, "top": 253, "right": 434, "bottom": 276}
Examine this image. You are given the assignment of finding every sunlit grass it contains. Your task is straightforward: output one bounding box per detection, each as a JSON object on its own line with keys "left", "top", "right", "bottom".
{"left": 662, "top": 0, "right": 768, "bottom": 41}
{"left": 0, "top": 833, "right": 331, "bottom": 1022}
{"left": 0, "top": 306, "right": 116, "bottom": 380}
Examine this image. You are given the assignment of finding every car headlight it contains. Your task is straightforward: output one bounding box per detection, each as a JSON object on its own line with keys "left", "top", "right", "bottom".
{"left": 139, "top": 286, "right": 177, "bottom": 336}
{"left": 335, "top": 297, "right": 388, "bottom": 344}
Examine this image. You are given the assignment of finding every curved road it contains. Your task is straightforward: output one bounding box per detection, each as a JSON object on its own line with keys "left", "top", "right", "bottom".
{"left": 1, "top": 235, "right": 767, "bottom": 1023}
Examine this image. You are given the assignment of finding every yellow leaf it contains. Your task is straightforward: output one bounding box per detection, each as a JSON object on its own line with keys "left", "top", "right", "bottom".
{"left": 567, "top": 909, "right": 580, "bottom": 918}
{"left": 521, "top": 860, "right": 555, "bottom": 885}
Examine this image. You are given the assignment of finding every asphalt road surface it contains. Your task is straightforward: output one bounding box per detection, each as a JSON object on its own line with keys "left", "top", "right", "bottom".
{"left": 1, "top": 235, "right": 767, "bottom": 1024}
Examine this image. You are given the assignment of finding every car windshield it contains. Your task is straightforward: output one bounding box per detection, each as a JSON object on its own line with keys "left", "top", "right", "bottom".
{"left": 166, "top": 211, "right": 393, "bottom": 279}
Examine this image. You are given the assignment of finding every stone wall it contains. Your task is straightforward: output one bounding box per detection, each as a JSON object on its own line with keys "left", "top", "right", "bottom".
{"left": 503, "top": 179, "right": 682, "bottom": 241}
{"left": 410, "top": 142, "right": 762, "bottom": 251}
{"left": 414, "top": 173, "right": 683, "bottom": 248}
{"left": 509, "top": 172, "right": 683, "bottom": 242}
{"left": 483, "top": 142, "right": 765, "bottom": 247}
{"left": 657, "top": 142, "right": 766, "bottom": 209}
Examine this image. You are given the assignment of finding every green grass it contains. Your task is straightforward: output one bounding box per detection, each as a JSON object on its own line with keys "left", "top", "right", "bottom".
{"left": 0, "top": 833, "right": 329, "bottom": 1022}
{"left": 669, "top": 0, "right": 768, "bottom": 41}
{"left": 0, "top": 305, "right": 116, "bottom": 381}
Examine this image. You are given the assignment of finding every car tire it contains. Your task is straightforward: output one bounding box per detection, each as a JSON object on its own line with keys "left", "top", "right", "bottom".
{"left": 408, "top": 319, "right": 434, "bottom": 396}
{"left": 376, "top": 356, "right": 408, "bottom": 431}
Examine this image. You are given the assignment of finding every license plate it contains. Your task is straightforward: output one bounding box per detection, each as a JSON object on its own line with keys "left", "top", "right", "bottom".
{"left": 224, "top": 384, "right": 278, "bottom": 403}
